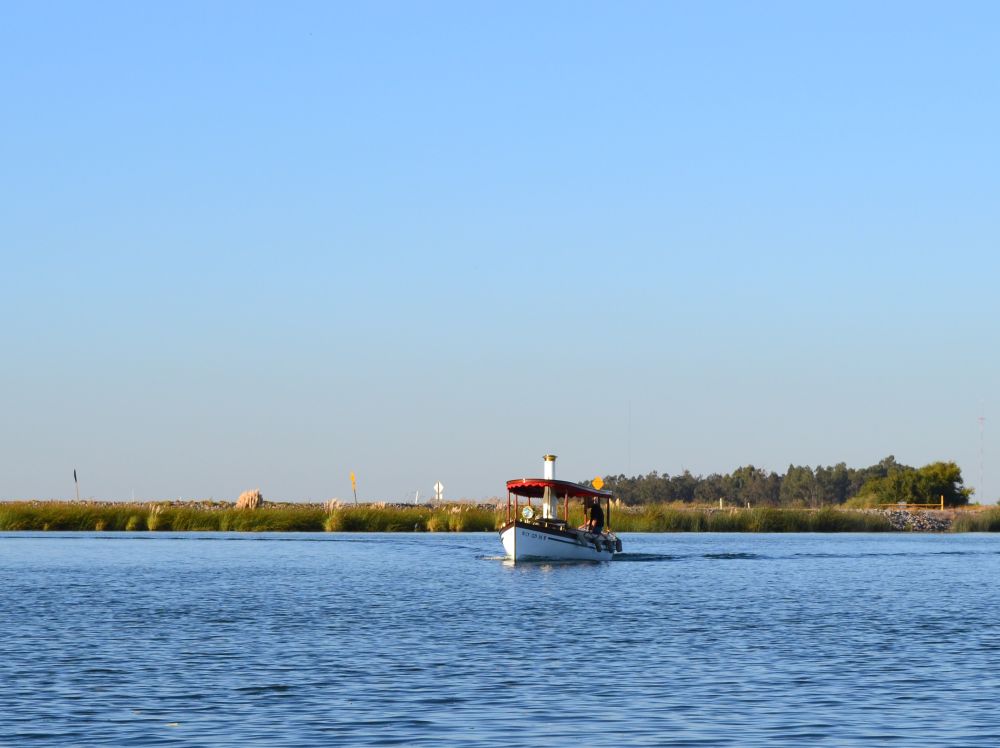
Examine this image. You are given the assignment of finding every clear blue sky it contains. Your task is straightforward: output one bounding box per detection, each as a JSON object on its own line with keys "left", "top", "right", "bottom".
{"left": 2, "top": 1, "right": 998, "bottom": 502}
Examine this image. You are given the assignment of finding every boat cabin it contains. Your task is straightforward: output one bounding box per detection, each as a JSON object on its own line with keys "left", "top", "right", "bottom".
{"left": 499, "top": 455, "right": 621, "bottom": 561}
{"left": 504, "top": 477, "right": 614, "bottom": 532}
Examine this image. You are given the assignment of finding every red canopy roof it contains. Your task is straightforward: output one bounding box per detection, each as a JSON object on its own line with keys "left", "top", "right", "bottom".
{"left": 506, "top": 478, "right": 612, "bottom": 499}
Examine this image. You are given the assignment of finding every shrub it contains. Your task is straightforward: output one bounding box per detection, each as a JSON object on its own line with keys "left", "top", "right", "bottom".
{"left": 236, "top": 489, "right": 264, "bottom": 510}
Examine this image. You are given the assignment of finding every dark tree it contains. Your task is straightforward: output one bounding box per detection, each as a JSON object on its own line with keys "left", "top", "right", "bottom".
{"left": 596, "top": 456, "right": 966, "bottom": 507}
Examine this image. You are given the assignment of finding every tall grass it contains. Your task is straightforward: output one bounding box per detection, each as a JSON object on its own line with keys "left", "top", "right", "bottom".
{"left": 324, "top": 505, "right": 502, "bottom": 532}
{"left": 0, "top": 502, "right": 503, "bottom": 533}
{"left": 1, "top": 501, "right": 970, "bottom": 533}
{"left": 149, "top": 505, "right": 326, "bottom": 532}
{"left": 483, "top": 503, "right": 897, "bottom": 532}
{"left": 0, "top": 502, "right": 151, "bottom": 532}
{"left": 596, "top": 505, "right": 893, "bottom": 532}
{"left": 0, "top": 502, "right": 327, "bottom": 532}
{"left": 951, "top": 508, "right": 1000, "bottom": 532}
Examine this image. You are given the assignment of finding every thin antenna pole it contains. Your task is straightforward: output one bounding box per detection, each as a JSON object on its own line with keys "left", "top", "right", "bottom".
{"left": 979, "top": 410, "right": 986, "bottom": 502}
{"left": 627, "top": 400, "right": 632, "bottom": 477}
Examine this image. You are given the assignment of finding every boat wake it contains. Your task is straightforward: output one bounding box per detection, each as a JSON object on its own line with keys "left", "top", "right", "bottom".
{"left": 702, "top": 552, "right": 767, "bottom": 560}
{"left": 610, "top": 552, "right": 678, "bottom": 562}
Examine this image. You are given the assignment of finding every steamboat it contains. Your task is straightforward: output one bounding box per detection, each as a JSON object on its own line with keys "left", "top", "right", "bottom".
{"left": 499, "top": 455, "right": 622, "bottom": 562}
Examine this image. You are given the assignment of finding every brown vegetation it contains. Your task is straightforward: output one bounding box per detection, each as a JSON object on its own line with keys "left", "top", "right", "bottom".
{"left": 236, "top": 489, "right": 264, "bottom": 510}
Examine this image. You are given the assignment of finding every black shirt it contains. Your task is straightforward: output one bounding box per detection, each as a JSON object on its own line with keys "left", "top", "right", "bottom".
{"left": 589, "top": 502, "right": 605, "bottom": 526}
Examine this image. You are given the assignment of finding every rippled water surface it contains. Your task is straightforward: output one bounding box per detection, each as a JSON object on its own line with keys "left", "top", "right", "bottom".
{"left": 3, "top": 532, "right": 1000, "bottom": 746}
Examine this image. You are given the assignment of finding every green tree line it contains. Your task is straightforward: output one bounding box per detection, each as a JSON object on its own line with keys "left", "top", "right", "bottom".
{"left": 599, "top": 456, "right": 972, "bottom": 507}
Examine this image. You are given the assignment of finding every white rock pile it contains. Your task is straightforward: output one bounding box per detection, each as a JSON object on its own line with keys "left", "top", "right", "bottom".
{"left": 869, "top": 509, "right": 952, "bottom": 532}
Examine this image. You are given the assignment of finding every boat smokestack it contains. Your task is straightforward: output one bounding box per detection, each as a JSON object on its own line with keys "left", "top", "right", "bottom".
{"left": 541, "top": 455, "right": 557, "bottom": 519}
{"left": 543, "top": 454, "right": 557, "bottom": 480}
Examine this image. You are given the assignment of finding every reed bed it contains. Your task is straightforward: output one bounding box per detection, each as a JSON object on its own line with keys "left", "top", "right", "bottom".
{"left": 149, "top": 505, "right": 326, "bottom": 532}
{"left": 0, "top": 502, "right": 151, "bottom": 532}
{"left": 587, "top": 505, "right": 893, "bottom": 532}
{"left": 0, "top": 501, "right": 503, "bottom": 533}
{"left": 0, "top": 502, "right": 328, "bottom": 532}
{"left": 0, "top": 501, "right": 980, "bottom": 533}
{"left": 951, "top": 508, "right": 1000, "bottom": 532}
{"left": 324, "top": 504, "right": 501, "bottom": 532}
{"left": 559, "top": 504, "right": 885, "bottom": 532}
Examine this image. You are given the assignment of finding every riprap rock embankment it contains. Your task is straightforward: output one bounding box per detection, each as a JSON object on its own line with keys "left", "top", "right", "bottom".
{"left": 868, "top": 509, "right": 952, "bottom": 532}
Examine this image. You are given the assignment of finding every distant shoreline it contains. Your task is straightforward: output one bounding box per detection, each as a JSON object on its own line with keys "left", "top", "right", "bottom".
{"left": 1, "top": 501, "right": 996, "bottom": 532}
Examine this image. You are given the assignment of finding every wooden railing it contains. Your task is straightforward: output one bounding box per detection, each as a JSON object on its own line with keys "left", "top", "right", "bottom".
{"left": 878, "top": 496, "right": 946, "bottom": 511}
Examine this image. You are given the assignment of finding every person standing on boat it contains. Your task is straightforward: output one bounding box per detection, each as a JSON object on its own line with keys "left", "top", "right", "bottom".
{"left": 580, "top": 496, "right": 604, "bottom": 534}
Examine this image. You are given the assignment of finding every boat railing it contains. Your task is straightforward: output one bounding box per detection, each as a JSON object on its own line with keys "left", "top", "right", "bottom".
{"left": 535, "top": 517, "right": 567, "bottom": 529}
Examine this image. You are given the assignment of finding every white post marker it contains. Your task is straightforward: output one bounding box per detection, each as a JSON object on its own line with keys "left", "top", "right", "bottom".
{"left": 434, "top": 481, "right": 444, "bottom": 502}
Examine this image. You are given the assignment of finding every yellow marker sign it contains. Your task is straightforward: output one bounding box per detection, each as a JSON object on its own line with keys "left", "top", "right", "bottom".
{"left": 350, "top": 472, "right": 357, "bottom": 490}
{"left": 592, "top": 476, "right": 604, "bottom": 491}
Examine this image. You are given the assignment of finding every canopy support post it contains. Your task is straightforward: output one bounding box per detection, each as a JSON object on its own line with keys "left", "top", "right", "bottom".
{"left": 512, "top": 494, "right": 517, "bottom": 563}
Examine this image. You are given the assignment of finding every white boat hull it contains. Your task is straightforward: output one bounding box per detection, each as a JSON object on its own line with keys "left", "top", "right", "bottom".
{"left": 499, "top": 521, "right": 618, "bottom": 562}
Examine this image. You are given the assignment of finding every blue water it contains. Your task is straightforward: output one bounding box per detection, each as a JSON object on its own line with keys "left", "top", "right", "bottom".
{"left": 2, "top": 532, "right": 1000, "bottom": 746}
